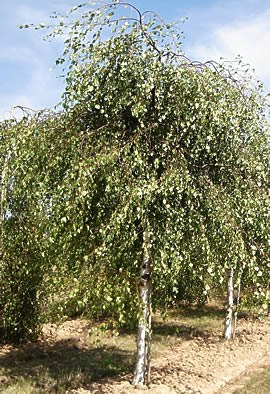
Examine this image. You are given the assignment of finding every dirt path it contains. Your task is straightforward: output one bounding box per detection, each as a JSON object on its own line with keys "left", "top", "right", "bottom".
{"left": 83, "top": 319, "right": 270, "bottom": 394}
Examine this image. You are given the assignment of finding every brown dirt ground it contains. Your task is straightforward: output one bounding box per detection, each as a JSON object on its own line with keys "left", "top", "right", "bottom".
{"left": 1, "top": 317, "right": 270, "bottom": 394}
{"left": 81, "top": 318, "right": 270, "bottom": 394}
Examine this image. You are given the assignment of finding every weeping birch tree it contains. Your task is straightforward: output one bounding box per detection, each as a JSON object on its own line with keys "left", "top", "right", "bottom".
{"left": 38, "top": 0, "right": 270, "bottom": 383}
{"left": 1, "top": 0, "right": 269, "bottom": 384}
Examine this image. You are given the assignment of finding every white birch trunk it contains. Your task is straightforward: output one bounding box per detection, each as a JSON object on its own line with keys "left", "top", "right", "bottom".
{"left": 146, "top": 278, "right": 152, "bottom": 386}
{"left": 224, "top": 267, "right": 234, "bottom": 340}
{"left": 233, "top": 280, "right": 241, "bottom": 339}
{"left": 132, "top": 225, "right": 152, "bottom": 387}
{"left": 0, "top": 157, "right": 7, "bottom": 254}
{"left": 0, "top": 157, "right": 7, "bottom": 222}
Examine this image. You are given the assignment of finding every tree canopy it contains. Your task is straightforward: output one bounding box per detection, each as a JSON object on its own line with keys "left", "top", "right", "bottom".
{"left": 0, "top": 1, "right": 269, "bottom": 364}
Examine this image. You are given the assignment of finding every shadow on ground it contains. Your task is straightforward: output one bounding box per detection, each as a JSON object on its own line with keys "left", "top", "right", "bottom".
{"left": 169, "top": 304, "right": 225, "bottom": 319}
{"left": 0, "top": 304, "right": 230, "bottom": 392}
{"left": 0, "top": 338, "right": 134, "bottom": 392}
{"left": 152, "top": 304, "right": 225, "bottom": 340}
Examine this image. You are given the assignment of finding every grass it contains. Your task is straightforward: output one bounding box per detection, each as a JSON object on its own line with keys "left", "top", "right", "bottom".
{"left": 0, "top": 302, "right": 225, "bottom": 393}
{"left": 233, "top": 365, "right": 270, "bottom": 394}
{"left": 0, "top": 379, "right": 36, "bottom": 394}
{"left": 0, "top": 341, "right": 133, "bottom": 393}
{"left": 151, "top": 303, "right": 224, "bottom": 353}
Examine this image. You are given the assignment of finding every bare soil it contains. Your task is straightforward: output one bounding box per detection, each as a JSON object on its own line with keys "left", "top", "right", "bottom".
{"left": 1, "top": 316, "right": 270, "bottom": 393}
{"left": 84, "top": 318, "right": 270, "bottom": 394}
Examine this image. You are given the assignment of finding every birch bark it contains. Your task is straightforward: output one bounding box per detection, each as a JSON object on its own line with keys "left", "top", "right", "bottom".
{"left": 0, "top": 157, "right": 7, "bottom": 255}
{"left": 132, "top": 225, "right": 152, "bottom": 386}
{"left": 0, "top": 156, "right": 7, "bottom": 222}
{"left": 233, "top": 280, "right": 241, "bottom": 339}
{"left": 224, "top": 266, "right": 234, "bottom": 340}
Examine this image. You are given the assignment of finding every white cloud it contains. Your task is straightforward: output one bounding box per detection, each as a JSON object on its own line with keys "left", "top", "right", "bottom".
{"left": 189, "top": 9, "right": 270, "bottom": 91}
{"left": 14, "top": 4, "right": 51, "bottom": 25}
{"left": 0, "top": 95, "right": 35, "bottom": 121}
{"left": 0, "top": 46, "right": 40, "bottom": 63}
{"left": 0, "top": 45, "right": 64, "bottom": 121}
{"left": 0, "top": 2, "right": 66, "bottom": 121}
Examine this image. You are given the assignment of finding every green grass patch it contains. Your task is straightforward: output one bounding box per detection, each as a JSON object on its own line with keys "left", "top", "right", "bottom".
{"left": 234, "top": 365, "right": 270, "bottom": 393}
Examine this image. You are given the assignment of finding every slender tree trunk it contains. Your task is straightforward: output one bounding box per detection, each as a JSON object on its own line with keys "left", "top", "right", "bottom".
{"left": 224, "top": 266, "right": 234, "bottom": 340}
{"left": 146, "top": 271, "right": 152, "bottom": 386}
{"left": 0, "top": 157, "right": 7, "bottom": 254}
{"left": 132, "top": 224, "right": 152, "bottom": 387}
{"left": 0, "top": 156, "right": 7, "bottom": 222}
{"left": 233, "top": 280, "right": 241, "bottom": 339}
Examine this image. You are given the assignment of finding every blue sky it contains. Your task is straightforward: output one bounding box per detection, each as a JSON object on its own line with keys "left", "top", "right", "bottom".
{"left": 1, "top": 0, "right": 270, "bottom": 119}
